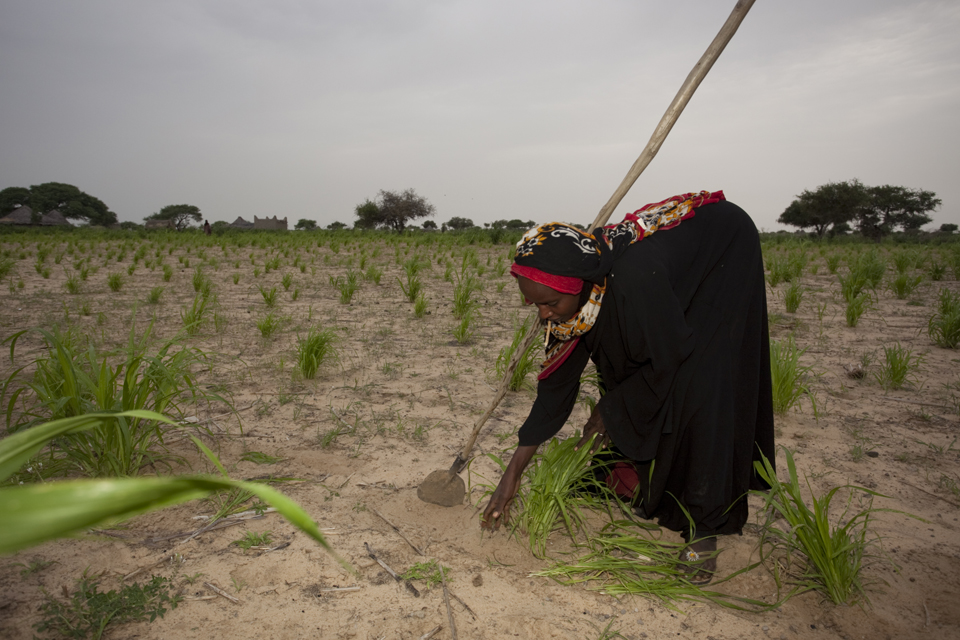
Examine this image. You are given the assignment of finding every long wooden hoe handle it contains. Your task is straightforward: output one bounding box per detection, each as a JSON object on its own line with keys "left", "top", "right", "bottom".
{"left": 453, "top": 0, "right": 756, "bottom": 472}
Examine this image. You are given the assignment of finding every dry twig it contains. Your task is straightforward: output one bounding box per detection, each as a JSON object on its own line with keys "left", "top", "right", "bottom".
{"left": 371, "top": 507, "right": 423, "bottom": 556}
{"left": 364, "top": 542, "right": 420, "bottom": 597}
{"left": 204, "top": 582, "right": 241, "bottom": 605}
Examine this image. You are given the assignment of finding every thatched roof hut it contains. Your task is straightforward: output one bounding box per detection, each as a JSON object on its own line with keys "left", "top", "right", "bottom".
{"left": 0, "top": 206, "right": 72, "bottom": 226}
{"left": 230, "top": 216, "right": 255, "bottom": 228}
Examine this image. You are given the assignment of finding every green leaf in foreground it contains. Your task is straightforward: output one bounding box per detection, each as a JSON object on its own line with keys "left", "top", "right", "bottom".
{"left": 0, "top": 474, "right": 352, "bottom": 573}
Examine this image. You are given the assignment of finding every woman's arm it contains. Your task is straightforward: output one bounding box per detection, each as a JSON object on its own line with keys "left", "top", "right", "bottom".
{"left": 480, "top": 444, "right": 537, "bottom": 530}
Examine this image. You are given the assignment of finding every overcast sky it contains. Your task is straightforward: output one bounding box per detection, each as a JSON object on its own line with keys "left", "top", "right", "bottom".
{"left": 1, "top": 0, "right": 958, "bottom": 230}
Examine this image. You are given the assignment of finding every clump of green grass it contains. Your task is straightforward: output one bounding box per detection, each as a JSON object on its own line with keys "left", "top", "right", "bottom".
{"left": 3, "top": 323, "right": 219, "bottom": 477}
{"left": 258, "top": 284, "right": 278, "bottom": 308}
{"left": 770, "top": 335, "right": 816, "bottom": 416}
{"left": 181, "top": 292, "right": 212, "bottom": 335}
{"left": 64, "top": 273, "right": 82, "bottom": 295}
{"left": 192, "top": 266, "right": 208, "bottom": 292}
{"left": 35, "top": 572, "right": 181, "bottom": 640}
{"left": 257, "top": 312, "right": 283, "bottom": 338}
{"left": 453, "top": 312, "right": 476, "bottom": 344}
{"left": 452, "top": 258, "right": 481, "bottom": 319}
{"left": 844, "top": 292, "right": 870, "bottom": 328}
{"left": 232, "top": 530, "right": 273, "bottom": 550}
{"left": 240, "top": 451, "right": 285, "bottom": 464}
{"left": 162, "top": 264, "right": 173, "bottom": 282}
{"left": 889, "top": 273, "right": 922, "bottom": 300}
{"left": 330, "top": 271, "right": 360, "bottom": 304}
{"left": 491, "top": 435, "right": 612, "bottom": 558}
{"left": 413, "top": 292, "right": 428, "bottom": 318}
{"left": 495, "top": 315, "right": 541, "bottom": 391}
{"left": 401, "top": 560, "right": 450, "bottom": 589}
{"left": 874, "top": 342, "right": 923, "bottom": 390}
{"left": 398, "top": 272, "right": 423, "bottom": 303}
{"left": 107, "top": 272, "right": 124, "bottom": 292}
{"left": 296, "top": 328, "right": 339, "bottom": 379}
{"left": 363, "top": 265, "right": 382, "bottom": 284}
{"left": 783, "top": 281, "right": 804, "bottom": 313}
{"left": 928, "top": 288, "right": 960, "bottom": 348}
{"left": 753, "top": 447, "right": 911, "bottom": 606}
{"left": 146, "top": 286, "right": 164, "bottom": 304}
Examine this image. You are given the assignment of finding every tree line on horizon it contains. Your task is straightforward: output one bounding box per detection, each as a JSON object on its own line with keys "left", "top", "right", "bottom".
{"left": 778, "top": 180, "right": 946, "bottom": 240}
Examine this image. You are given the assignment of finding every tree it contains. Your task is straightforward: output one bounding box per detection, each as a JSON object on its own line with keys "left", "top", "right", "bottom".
{"left": 490, "top": 219, "right": 535, "bottom": 231}
{"left": 778, "top": 180, "right": 866, "bottom": 239}
{"left": 855, "top": 185, "right": 940, "bottom": 240}
{"left": 940, "top": 223, "right": 958, "bottom": 234}
{"left": 145, "top": 204, "right": 202, "bottom": 231}
{"left": 0, "top": 182, "right": 117, "bottom": 226}
{"left": 353, "top": 199, "right": 381, "bottom": 230}
{"left": 353, "top": 189, "right": 435, "bottom": 232}
{"left": 446, "top": 217, "right": 474, "bottom": 230}
{"left": 327, "top": 221, "right": 348, "bottom": 230}
{"left": 295, "top": 219, "right": 317, "bottom": 231}
{"left": 422, "top": 220, "right": 437, "bottom": 230}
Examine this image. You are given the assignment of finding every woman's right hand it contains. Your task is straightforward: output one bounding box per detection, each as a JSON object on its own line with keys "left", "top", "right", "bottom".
{"left": 480, "top": 444, "right": 538, "bottom": 531}
{"left": 480, "top": 468, "right": 522, "bottom": 531}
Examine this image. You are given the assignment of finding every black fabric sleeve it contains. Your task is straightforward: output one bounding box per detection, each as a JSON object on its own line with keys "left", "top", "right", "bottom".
{"left": 517, "top": 337, "right": 590, "bottom": 447}
{"left": 596, "top": 265, "right": 697, "bottom": 457}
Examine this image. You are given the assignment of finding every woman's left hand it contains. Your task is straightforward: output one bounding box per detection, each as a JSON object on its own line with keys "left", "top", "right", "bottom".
{"left": 575, "top": 405, "right": 609, "bottom": 455}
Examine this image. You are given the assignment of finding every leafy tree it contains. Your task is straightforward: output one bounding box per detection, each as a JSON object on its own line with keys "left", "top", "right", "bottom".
{"left": 446, "top": 216, "right": 474, "bottom": 230}
{"left": 353, "top": 199, "right": 380, "bottom": 230}
{"left": 778, "top": 180, "right": 866, "bottom": 239}
{"left": 295, "top": 219, "right": 317, "bottom": 231}
{"left": 855, "top": 185, "right": 940, "bottom": 240}
{"left": 422, "top": 220, "right": 437, "bottom": 230}
{"left": 0, "top": 182, "right": 117, "bottom": 226}
{"left": 0, "top": 187, "right": 30, "bottom": 215}
{"left": 327, "top": 221, "right": 348, "bottom": 230}
{"left": 145, "top": 204, "right": 202, "bottom": 231}
{"left": 940, "top": 223, "right": 958, "bottom": 234}
{"left": 353, "top": 189, "right": 435, "bottom": 232}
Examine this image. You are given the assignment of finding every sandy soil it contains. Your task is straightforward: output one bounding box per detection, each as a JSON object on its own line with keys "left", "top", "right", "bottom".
{"left": 1, "top": 236, "right": 958, "bottom": 640}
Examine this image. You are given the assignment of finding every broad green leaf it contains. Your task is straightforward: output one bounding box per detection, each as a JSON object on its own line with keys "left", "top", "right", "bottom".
{"left": 0, "top": 475, "right": 353, "bottom": 574}
{"left": 0, "top": 411, "right": 176, "bottom": 482}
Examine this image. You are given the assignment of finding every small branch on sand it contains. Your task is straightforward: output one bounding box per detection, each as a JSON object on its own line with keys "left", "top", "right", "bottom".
{"left": 371, "top": 507, "right": 423, "bottom": 556}
{"left": 439, "top": 561, "right": 458, "bottom": 640}
{"left": 204, "top": 582, "right": 241, "bottom": 605}
{"left": 364, "top": 542, "right": 420, "bottom": 597}
{"left": 418, "top": 626, "right": 442, "bottom": 640}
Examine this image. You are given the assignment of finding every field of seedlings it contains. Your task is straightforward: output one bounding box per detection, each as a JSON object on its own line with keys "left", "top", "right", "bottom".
{"left": 1, "top": 227, "right": 959, "bottom": 640}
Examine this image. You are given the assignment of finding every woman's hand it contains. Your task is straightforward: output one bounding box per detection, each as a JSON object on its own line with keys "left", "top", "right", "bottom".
{"left": 481, "top": 444, "right": 537, "bottom": 531}
{"left": 575, "top": 405, "right": 609, "bottom": 455}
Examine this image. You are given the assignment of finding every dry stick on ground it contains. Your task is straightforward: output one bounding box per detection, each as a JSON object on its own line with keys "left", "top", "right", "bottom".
{"left": 418, "top": 626, "right": 442, "bottom": 640}
{"left": 439, "top": 560, "right": 458, "bottom": 640}
{"left": 371, "top": 507, "right": 424, "bottom": 556}
{"left": 441, "top": 0, "right": 759, "bottom": 477}
{"left": 364, "top": 542, "right": 420, "bottom": 597}
{"left": 204, "top": 581, "right": 241, "bottom": 605}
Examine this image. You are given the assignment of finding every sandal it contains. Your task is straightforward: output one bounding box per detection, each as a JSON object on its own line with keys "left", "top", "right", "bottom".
{"left": 680, "top": 536, "right": 717, "bottom": 586}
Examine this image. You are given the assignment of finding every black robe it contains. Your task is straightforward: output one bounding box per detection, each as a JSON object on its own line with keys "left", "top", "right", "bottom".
{"left": 517, "top": 200, "right": 775, "bottom": 537}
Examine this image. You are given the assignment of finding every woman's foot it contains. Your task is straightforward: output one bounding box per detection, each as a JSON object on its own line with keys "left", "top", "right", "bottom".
{"left": 680, "top": 536, "right": 717, "bottom": 585}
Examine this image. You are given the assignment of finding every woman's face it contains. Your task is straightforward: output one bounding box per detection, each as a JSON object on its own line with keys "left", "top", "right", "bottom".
{"left": 517, "top": 276, "right": 583, "bottom": 323}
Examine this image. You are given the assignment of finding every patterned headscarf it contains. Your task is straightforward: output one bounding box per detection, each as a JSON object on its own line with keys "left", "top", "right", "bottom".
{"left": 512, "top": 190, "right": 725, "bottom": 379}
